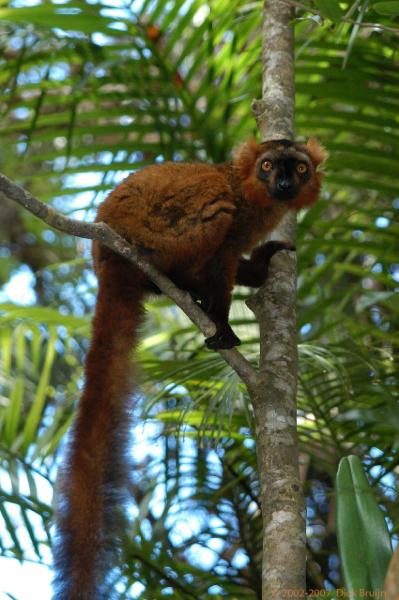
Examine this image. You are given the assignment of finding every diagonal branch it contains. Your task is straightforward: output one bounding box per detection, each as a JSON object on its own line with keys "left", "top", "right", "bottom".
{"left": 0, "top": 172, "right": 258, "bottom": 389}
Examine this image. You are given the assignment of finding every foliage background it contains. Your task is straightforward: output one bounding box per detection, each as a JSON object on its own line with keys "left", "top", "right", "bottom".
{"left": 0, "top": 0, "right": 398, "bottom": 598}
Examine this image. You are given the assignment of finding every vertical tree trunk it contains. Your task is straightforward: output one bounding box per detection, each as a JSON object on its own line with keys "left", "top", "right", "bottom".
{"left": 248, "top": 1, "right": 306, "bottom": 598}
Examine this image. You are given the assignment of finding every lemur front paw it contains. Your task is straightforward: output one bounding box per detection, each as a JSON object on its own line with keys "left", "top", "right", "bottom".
{"left": 205, "top": 324, "right": 241, "bottom": 350}
{"left": 256, "top": 240, "right": 296, "bottom": 258}
{"left": 279, "top": 240, "right": 296, "bottom": 252}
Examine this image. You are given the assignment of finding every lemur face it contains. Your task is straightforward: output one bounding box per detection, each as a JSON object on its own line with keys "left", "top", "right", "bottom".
{"left": 235, "top": 136, "right": 327, "bottom": 210}
{"left": 256, "top": 140, "right": 313, "bottom": 202}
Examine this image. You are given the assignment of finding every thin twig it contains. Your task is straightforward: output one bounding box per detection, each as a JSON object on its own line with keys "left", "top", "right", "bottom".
{"left": 283, "top": 0, "right": 399, "bottom": 36}
{"left": 0, "top": 172, "right": 259, "bottom": 389}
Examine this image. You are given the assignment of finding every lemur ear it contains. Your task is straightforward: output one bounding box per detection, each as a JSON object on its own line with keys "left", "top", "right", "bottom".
{"left": 306, "top": 138, "right": 329, "bottom": 168}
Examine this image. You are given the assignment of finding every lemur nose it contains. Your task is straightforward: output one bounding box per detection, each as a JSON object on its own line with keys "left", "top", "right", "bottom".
{"left": 277, "top": 179, "right": 290, "bottom": 191}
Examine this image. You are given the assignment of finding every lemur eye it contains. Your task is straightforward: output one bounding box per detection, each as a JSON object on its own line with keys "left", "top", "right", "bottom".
{"left": 261, "top": 160, "right": 273, "bottom": 173}
{"left": 296, "top": 162, "right": 308, "bottom": 175}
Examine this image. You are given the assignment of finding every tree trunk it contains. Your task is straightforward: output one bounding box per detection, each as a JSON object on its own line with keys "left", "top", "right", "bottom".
{"left": 248, "top": 1, "right": 306, "bottom": 598}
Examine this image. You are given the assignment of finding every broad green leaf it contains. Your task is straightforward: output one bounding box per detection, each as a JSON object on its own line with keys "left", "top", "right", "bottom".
{"left": 336, "top": 456, "right": 392, "bottom": 598}
{"left": 314, "top": 0, "right": 344, "bottom": 21}
{"left": 0, "top": 304, "right": 89, "bottom": 331}
{"left": 373, "top": 1, "right": 399, "bottom": 15}
{"left": 0, "top": 5, "right": 116, "bottom": 35}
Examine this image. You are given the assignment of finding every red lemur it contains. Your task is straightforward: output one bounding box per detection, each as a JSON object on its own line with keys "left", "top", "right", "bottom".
{"left": 53, "top": 137, "right": 327, "bottom": 599}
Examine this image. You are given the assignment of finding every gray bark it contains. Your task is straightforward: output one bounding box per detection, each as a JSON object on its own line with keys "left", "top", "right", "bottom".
{"left": 248, "top": 1, "right": 306, "bottom": 598}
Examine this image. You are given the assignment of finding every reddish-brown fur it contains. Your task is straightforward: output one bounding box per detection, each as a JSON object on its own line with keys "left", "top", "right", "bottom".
{"left": 53, "top": 138, "right": 327, "bottom": 599}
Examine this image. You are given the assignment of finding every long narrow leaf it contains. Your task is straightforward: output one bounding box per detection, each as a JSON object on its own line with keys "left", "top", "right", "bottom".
{"left": 336, "top": 455, "right": 392, "bottom": 597}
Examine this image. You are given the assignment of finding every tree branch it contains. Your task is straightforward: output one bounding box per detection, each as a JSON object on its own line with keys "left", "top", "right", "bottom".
{"left": 282, "top": 0, "right": 399, "bottom": 36}
{"left": 0, "top": 172, "right": 258, "bottom": 389}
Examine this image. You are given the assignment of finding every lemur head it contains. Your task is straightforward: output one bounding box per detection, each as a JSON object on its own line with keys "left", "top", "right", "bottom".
{"left": 235, "top": 137, "right": 328, "bottom": 209}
